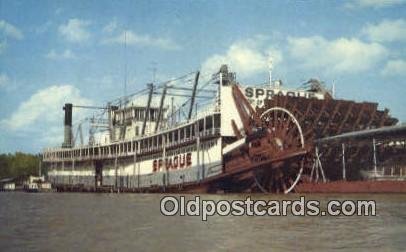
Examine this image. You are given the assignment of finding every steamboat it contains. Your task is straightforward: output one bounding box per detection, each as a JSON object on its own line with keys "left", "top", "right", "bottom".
{"left": 42, "top": 65, "right": 405, "bottom": 193}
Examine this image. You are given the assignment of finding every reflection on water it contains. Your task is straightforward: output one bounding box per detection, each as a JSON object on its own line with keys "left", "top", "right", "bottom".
{"left": 0, "top": 193, "right": 405, "bottom": 251}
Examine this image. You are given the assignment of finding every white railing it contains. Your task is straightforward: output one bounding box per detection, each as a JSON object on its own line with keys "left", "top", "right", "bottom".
{"left": 43, "top": 127, "right": 221, "bottom": 162}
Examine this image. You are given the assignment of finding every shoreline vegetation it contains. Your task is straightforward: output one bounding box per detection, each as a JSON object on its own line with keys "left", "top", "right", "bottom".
{"left": 0, "top": 152, "right": 40, "bottom": 179}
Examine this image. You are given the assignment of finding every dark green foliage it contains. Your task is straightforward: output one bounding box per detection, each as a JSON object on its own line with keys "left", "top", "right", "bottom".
{"left": 0, "top": 152, "right": 40, "bottom": 179}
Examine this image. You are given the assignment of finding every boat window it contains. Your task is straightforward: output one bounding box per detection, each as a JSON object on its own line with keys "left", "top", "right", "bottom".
{"left": 198, "top": 119, "right": 204, "bottom": 132}
{"left": 140, "top": 109, "right": 144, "bottom": 120}
{"left": 150, "top": 109, "right": 155, "bottom": 121}
{"left": 180, "top": 127, "right": 185, "bottom": 140}
{"left": 186, "top": 126, "right": 190, "bottom": 138}
{"left": 168, "top": 132, "right": 173, "bottom": 143}
{"left": 206, "top": 116, "right": 213, "bottom": 129}
{"left": 214, "top": 114, "right": 220, "bottom": 128}
{"left": 191, "top": 125, "right": 195, "bottom": 137}
{"left": 174, "top": 130, "right": 179, "bottom": 142}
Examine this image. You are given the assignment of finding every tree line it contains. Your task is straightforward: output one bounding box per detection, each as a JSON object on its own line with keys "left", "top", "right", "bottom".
{"left": 0, "top": 152, "right": 40, "bottom": 179}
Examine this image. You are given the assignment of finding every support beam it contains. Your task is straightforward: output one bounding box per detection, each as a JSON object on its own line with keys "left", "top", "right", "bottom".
{"left": 155, "top": 84, "right": 167, "bottom": 132}
{"left": 107, "top": 102, "right": 115, "bottom": 142}
{"left": 188, "top": 71, "right": 200, "bottom": 120}
{"left": 313, "top": 146, "right": 326, "bottom": 182}
{"left": 342, "top": 143, "right": 346, "bottom": 180}
{"left": 171, "top": 97, "right": 174, "bottom": 126}
{"left": 114, "top": 153, "right": 118, "bottom": 189}
{"left": 72, "top": 105, "right": 107, "bottom": 110}
{"left": 154, "top": 92, "right": 210, "bottom": 99}
{"left": 317, "top": 147, "right": 326, "bottom": 182}
{"left": 168, "top": 86, "right": 213, "bottom": 92}
{"left": 373, "top": 138, "right": 377, "bottom": 176}
{"left": 196, "top": 123, "right": 201, "bottom": 181}
{"left": 141, "top": 83, "right": 154, "bottom": 135}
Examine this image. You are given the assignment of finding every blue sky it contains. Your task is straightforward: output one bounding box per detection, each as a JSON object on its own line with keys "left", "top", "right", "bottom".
{"left": 0, "top": 0, "right": 406, "bottom": 153}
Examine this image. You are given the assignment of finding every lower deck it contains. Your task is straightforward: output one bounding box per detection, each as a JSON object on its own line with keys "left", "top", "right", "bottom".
{"left": 45, "top": 137, "right": 224, "bottom": 191}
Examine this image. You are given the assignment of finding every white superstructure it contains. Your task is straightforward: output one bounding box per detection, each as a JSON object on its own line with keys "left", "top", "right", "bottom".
{"left": 42, "top": 66, "right": 328, "bottom": 191}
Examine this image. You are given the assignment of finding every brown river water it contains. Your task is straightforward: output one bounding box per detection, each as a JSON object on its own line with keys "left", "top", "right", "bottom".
{"left": 0, "top": 192, "right": 405, "bottom": 251}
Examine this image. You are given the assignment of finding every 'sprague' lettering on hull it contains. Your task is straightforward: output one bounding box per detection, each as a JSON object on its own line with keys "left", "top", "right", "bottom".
{"left": 153, "top": 153, "right": 192, "bottom": 172}
{"left": 244, "top": 87, "right": 323, "bottom": 107}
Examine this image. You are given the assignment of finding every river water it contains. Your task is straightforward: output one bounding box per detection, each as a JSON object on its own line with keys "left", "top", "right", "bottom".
{"left": 0, "top": 192, "right": 405, "bottom": 251}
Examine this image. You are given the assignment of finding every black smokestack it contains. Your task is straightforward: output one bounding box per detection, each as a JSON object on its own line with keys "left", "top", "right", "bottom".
{"left": 62, "top": 103, "right": 73, "bottom": 148}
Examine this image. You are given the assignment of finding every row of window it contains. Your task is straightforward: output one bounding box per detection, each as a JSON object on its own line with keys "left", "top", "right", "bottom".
{"left": 45, "top": 113, "right": 221, "bottom": 160}
{"left": 114, "top": 107, "right": 165, "bottom": 124}
{"left": 49, "top": 139, "right": 219, "bottom": 169}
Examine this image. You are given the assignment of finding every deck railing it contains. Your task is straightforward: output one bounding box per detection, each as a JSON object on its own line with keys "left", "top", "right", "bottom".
{"left": 43, "top": 127, "right": 221, "bottom": 162}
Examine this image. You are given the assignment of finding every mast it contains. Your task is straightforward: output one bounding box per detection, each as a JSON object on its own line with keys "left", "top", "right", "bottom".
{"left": 171, "top": 97, "right": 174, "bottom": 126}
{"left": 141, "top": 83, "right": 154, "bottom": 135}
{"left": 188, "top": 71, "right": 200, "bottom": 120}
{"left": 155, "top": 84, "right": 167, "bottom": 132}
{"left": 124, "top": 30, "right": 128, "bottom": 105}
{"left": 107, "top": 102, "right": 114, "bottom": 142}
{"left": 268, "top": 56, "right": 273, "bottom": 88}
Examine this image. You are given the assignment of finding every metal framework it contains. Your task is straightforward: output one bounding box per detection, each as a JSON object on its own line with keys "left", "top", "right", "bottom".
{"left": 141, "top": 83, "right": 154, "bottom": 135}
{"left": 256, "top": 95, "right": 398, "bottom": 181}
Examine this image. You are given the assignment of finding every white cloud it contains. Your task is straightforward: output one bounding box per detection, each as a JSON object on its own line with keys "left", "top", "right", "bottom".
{"left": 287, "top": 36, "right": 388, "bottom": 74}
{"left": 0, "top": 20, "right": 23, "bottom": 55}
{"left": 0, "top": 73, "right": 10, "bottom": 88}
{"left": 362, "top": 19, "right": 406, "bottom": 42}
{"left": 1, "top": 85, "right": 92, "bottom": 131}
{"left": 103, "top": 20, "right": 118, "bottom": 33}
{"left": 0, "top": 85, "right": 95, "bottom": 148}
{"left": 0, "top": 20, "right": 24, "bottom": 40}
{"left": 45, "top": 49, "right": 77, "bottom": 60}
{"left": 58, "top": 19, "right": 91, "bottom": 43}
{"left": 381, "top": 59, "right": 406, "bottom": 76}
{"left": 201, "top": 37, "right": 283, "bottom": 78}
{"left": 345, "top": 0, "right": 406, "bottom": 9}
{"left": 103, "top": 30, "right": 180, "bottom": 50}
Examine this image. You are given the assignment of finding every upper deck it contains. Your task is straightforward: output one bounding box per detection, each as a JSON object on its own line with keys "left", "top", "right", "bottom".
{"left": 43, "top": 111, "right": 221, "bottom": 162}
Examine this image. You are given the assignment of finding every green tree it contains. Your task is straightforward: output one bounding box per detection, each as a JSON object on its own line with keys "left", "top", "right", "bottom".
{"left": 0, "top": 152, "right": 40, "bottom": 179}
